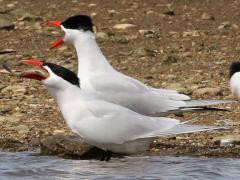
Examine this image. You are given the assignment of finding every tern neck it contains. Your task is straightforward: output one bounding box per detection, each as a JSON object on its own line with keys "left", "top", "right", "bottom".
{"left": 47, "top": 81, "right": 79, "bottom": 103}
{"left": 45, "top": 81, "right": 95, "bottom": 128}
{"left": 46, "top": 84, "right": 83, "bottom": 125}
{"left": 73, "top": 32, "right": 114, "bottom": 77}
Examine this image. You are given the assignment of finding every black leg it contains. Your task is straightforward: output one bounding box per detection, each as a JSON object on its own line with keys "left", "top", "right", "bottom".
{"left": 100, "top": 150, "right": 112, "bottom": 161}
{"left": 105, "top": 151, "right": 112, "bottom": 161}
{"left": 100, "top": 151, "right": 106, "bottom": 161}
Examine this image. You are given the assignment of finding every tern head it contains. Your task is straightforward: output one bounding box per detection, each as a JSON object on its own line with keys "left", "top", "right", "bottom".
{"left": 48, "top": 15, "right": 94, "bottom": 49}
{"left": 19, "top": 60, "right": 80, "bottom": 88}
{"left": 229, "top": 62, "right": 240, "bottom": 99}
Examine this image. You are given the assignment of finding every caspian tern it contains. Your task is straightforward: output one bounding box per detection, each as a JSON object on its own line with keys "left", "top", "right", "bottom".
{"left": 47, "top": 15, "right": 234, "bottom": 116}
{"left": 230, "top": 62, "right": 240, "bottom": 99}
{"left": 19, "top": 59, "right": 227, "bottom": 161}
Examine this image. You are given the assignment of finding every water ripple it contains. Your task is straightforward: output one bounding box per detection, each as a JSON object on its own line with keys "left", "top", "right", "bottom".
{"left": 0, "top": 152, "right": 240, "bottom": 180}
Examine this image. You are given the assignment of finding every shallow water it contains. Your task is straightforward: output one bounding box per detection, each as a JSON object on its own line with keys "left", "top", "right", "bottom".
{"left": 0, "top": 152, "right": 240, "bottom": 180}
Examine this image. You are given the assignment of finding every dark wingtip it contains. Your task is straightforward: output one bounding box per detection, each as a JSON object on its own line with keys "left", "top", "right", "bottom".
{"left": 230, "top": 61, "right": 240, "bottom": 78}
{"left": 148, "top": 106, "right": 231, "bottom": 116}
{"left": 201, "top": 106, "right": 231, "bottom": 112}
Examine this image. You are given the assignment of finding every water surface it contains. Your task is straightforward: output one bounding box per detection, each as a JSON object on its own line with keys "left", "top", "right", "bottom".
{"left": 0, "top": 152, "right": 239, "bottom": 180}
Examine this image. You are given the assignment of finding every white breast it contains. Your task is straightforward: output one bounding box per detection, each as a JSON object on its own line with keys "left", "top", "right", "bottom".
{"left": 230, "top": 72, "right": 240, "bottom": 99}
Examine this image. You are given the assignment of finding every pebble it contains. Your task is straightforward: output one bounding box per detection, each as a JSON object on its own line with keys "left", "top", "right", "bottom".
{"left": 180, "top": 52, "right": 192, "bottom": 58}
{"left": 120, "top": 18, "right": 127, "bottom": 23}
{"left": 0, "top": 49, "right": 16, "bottom": 54}
{"left": 193, "top": 87, "right": 222, "bottom": 96}
{"left": 96, "top": 32, "right": 109, "bottom": 41}
{"left": 29, "top": 138, "right": 40, "bottom": 148}
{"left": 3, "top": 115, "right": 20, "bottom": 126}
{"left": 7, "top": 3, "right": 15, "bottom": 8}
{"left": 218, "top": 22, "right": 231, "bottom": 30}
{"left": 0, "top": 116, "right": 4, "bottom": 124}
{"left": 213, "top": 135, "right": 240, "bottom": 147}
{"left": 53, "top": 130, "right": 67, "bottom": 135}
{"left": 215, "top": 119, "right": 236, "bottom": 126}
{"left": 113, "top": 23, "right": 137, "bottom": 30}
{"left": 201, "top": 13, "right": 214, "bottom": 20}
{"left": 25, "top": 96, "right": 39, "bottom": 104}
{"left": 167, "top": 74, "right": 177, "bottom": 80}
{"left": 139, "top": 29, "right": 149, "bottom": 35}
{"left": 0, "top": 69, "right": 11, "bottom": 74}
{"left": 165, "top": 83, "right": 186, "bottom": 93}
{"left": 0, "top": 105, "right": 12, "bottom": 114}
{"left": 133, "top": 47, "right": 156, "bottom": 57}
{"left": 112, "top": 34, "right": 129, "bottom": 44}
{"left": 0, "top": 15, "right": 14, "bottom": 30}
{"left": 187, "top": 85, "right": 200, "bottom": 94}
{"left": 168, "top": 42, "right": 181, "bottom": 51}
{"left": 183, "top": 30, "right": 200, "bottom": 37}
{"left": 232, "top": 24, "right": 239, "bottom": 29}
{"left": 19, "top": 13, "right": 43, "bottom": 22}
{"left": 138, "top": 29, "right": 158, "bottom": 38}
{"left": 90, "top": 12, "right": 97, "bottom": 17}
{"left": 162, "top": 55, "right": 178, "bottom": 65}
{"left": 88, "top": 3, "right": 97, "bottom": 7}
{"left": 0, "top": 54, "right": 16, "bottom": 62}
{"left": 146, "top": 10, "right": 154, "bottom": 15}
{"left": 163, "top": 10, "right": 175, "bottom": 16}
{"left": 15, "top": 85, "right": 26, "bottom": 94}
{"left": 108, "top": 9, "right": 117, "bottom": 14}
{"left": 57, "top": 46, "right": 69, "bottom": 52}
{"left": 1, "top": 85, "right": 27, "bottom": 95}
{"left": 50, "top": 30, "right": 60, "bottom": 35}
{"left": 62, "top": 51, "right": 73, "bottom": 58}
{"left": 14, "top": 125, "right": 30, "bottom": 134}
{"left": 0, "top": 84, "right": 6, "bottom": 90}
{"left": 33, "top": 22, "right": 42, "bottom": 29}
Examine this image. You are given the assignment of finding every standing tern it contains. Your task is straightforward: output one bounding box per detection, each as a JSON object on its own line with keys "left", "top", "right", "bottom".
{"left": 47, "top": 15, "right": 234, "bottom": 116}
{"left": 230, "top": 62, "right": 240, "bottom": 99}
{"left": 19, "top": 59, "right": 227, "bottom": 161}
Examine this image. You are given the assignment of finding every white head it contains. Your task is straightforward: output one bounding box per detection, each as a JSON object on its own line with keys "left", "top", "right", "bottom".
{"left": 48, "top": 15, "right": 94, "bottom": 49}
{"left": 229, "top": 62, "right": 240, "bottom": 99}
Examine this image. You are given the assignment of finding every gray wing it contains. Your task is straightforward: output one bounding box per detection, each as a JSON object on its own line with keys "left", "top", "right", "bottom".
{"left": 88, "top": 72, "right": 235, "bottom": 115}
{"left": 72, "top": 100, "right": 180, "bottom": 144}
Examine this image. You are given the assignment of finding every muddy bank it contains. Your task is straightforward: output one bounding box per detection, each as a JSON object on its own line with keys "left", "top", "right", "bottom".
{"left": 1, "top": 132, "right": 240, "bottom": 159}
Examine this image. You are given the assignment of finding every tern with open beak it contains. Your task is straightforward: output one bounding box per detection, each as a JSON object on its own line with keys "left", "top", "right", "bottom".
{"left": 18, "top": 59, "right": 228, "bottom": 161}
{"left": 48, "top": 15, "right": 235, "bottom": 116}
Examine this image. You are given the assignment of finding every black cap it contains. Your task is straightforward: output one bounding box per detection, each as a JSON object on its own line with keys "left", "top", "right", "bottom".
{"left": 43, "top": 62, "right": 80, "bottom": 87}
{"left": 230, "top": 62, "right": 240, "bottom": 78}
{"left": 61, "top": 15, "right": 93, "bottom": 32}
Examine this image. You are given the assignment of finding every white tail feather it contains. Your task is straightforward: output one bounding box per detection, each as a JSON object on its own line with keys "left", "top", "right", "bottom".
{"left": 141, "top": 124, "right": 230, "bottom": 138}
{"left": 184, "top": 99, "right": 236, "bottom": 107}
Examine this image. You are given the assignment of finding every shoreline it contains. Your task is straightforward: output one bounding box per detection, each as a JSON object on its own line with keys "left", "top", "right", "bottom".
{"left": 1, "top": 131, "right": 240, "bottom": 159}
{"left": 1, "top": 0, "right": 240, "bottom": 159}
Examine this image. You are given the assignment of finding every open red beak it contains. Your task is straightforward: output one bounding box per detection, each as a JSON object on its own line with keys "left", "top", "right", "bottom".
{"left": 19, "top": 59, "right": 49, "bottom": 80}
{"left": 50, "top": 38, "right": 64, "bottom": 49}
{"left": 48, "top": 20, "right": 65, "bottom": 49}
{"left": 20, "top": 59, "right": 44, "bottom": 66}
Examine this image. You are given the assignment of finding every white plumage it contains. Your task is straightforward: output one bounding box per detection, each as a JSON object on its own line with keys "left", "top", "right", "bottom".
{"left": 230, "top": 71, "right": 240, "bottom": 98}
{"left": 41, "top": 65, "right": 226, "bottom": 155}
{"left": 55, "top": 27, "right": 233, "bottom": 115}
